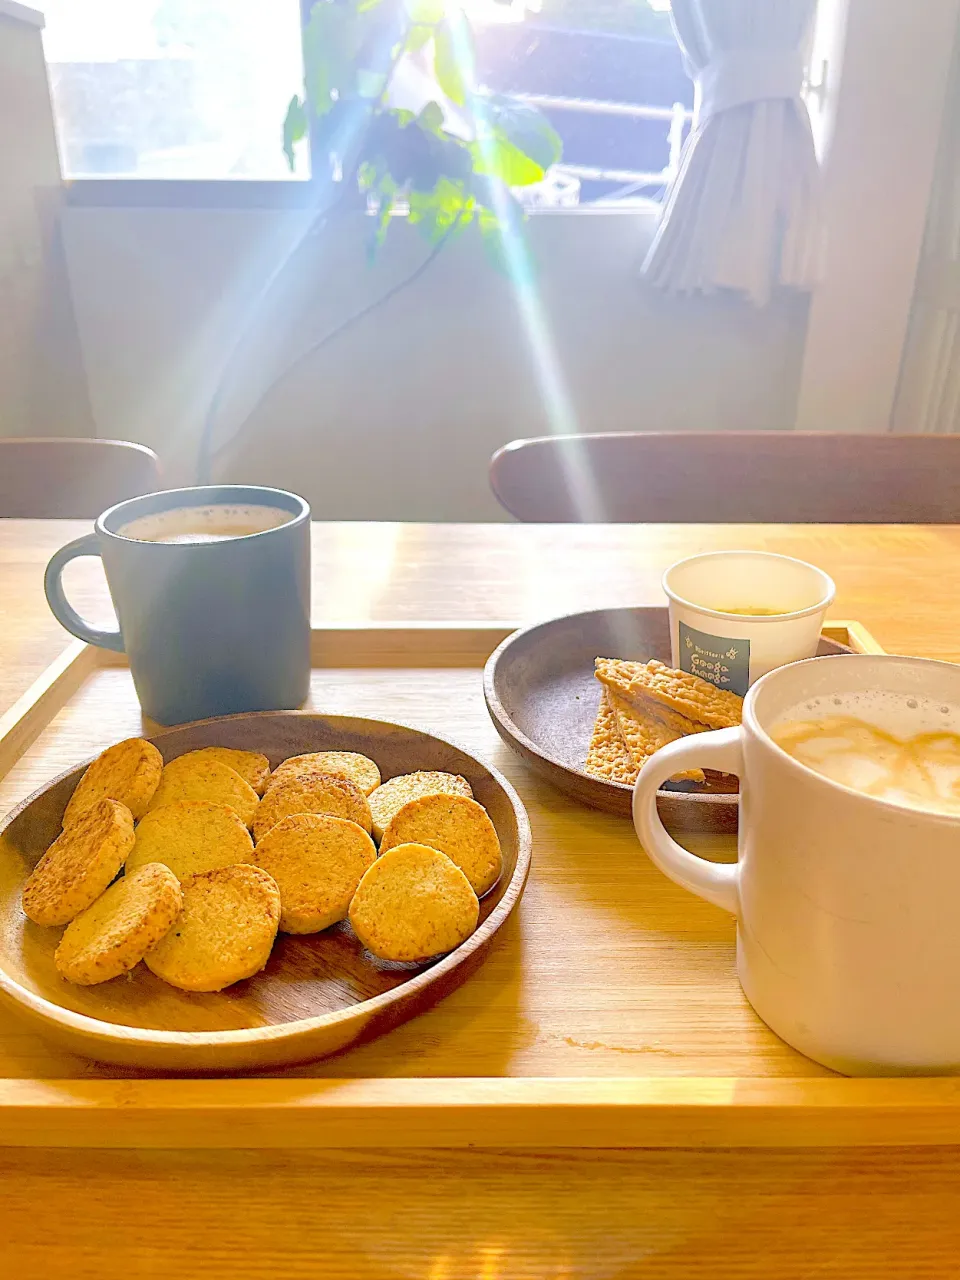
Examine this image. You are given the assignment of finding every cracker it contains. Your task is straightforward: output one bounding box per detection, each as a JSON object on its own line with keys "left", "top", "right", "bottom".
{"left": 607, "top": 690, "right": 705, "bottom": 784}
{"left": 595, "top": 657, "right": 743, "bottom": 730}
{"left": 584, "top": 689, "right": 639, "bottom": 785}
{"left": 125, "top": 800, "right": 255, "bottom": 881}
{"left": 146, "top": 755, "right": 259, "bottom": 828}
{"left": 253, "top": 772, "right": 372, "bottom": 842}
{"left": 62, "top": 737, "right": 162, "bottom": 827}
{"left": 177, "top": 748, "right": 272, "bottom": 796}
{"left": 22, "top": 798, "right": 135, "bottom": 927}
{"left": 144, "top": 864, "right": 281, "bottom": 992}
{"left": 268, "top": 752, "right": 381, "bottom": 798}
{"left": 379, "top": 794, "right": 502, "bottom": 897}
{"left": 55, "top": 862, "right": 182, "bottom": 985}
{"left": 368, "top": 772, "right": 473, "bottom": 843}
{"left": 348, "top": 843, "right": 479, "bottom": 963}
{"left": 253, "top": 813, "right": 377, "bottom": 933}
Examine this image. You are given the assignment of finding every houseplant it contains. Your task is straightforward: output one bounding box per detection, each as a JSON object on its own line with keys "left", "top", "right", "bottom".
{"left": 282, "top": 0, "right": 563, "bottom": 252}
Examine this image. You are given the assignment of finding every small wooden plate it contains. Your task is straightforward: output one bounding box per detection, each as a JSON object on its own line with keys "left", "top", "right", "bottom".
{"left": 484, "top": 606, "right": 851, "bottom": 833}
{"left": 0, "top": 712, "right": 531, "bottom": 1072}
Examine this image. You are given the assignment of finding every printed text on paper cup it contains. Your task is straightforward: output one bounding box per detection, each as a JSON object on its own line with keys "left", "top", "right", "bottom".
{"left": 679, "top": 622, "right": 750, "bottom": 697}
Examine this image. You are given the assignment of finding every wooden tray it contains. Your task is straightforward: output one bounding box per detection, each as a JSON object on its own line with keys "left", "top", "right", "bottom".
{"left": 0, "top": 711, "right": 531, "bottom": 1072}
{"left": 9, "top": 621, "right": 960, "bottom": 1154}
{"left": 484, "top": 608, "right": 882, "bottom": 832}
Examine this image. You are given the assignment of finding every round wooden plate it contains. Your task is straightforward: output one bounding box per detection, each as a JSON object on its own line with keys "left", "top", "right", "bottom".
{"left": 484, "top": 606, "right": 851, "bottom": 833}
{"left": 0, "top": 712, "right": 531, "bottom": 1072}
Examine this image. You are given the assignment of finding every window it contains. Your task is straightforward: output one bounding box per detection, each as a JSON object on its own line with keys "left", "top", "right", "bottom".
{"left": 474, "top": 0, "right": 691, "bottom": 206}
{"left": 41, "top": 0, "right": 308, "bottom": 180}
{"left": 41, "top": 0, "right": 688, "bottom": 204}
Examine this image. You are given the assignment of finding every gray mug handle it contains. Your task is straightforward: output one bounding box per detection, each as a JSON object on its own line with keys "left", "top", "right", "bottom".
{"left": 44, "top": 533, "right": 125, "bottom": 652}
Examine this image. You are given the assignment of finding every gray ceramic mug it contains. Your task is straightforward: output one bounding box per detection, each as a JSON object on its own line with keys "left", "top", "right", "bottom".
{"left": 44, "top": 485, "right": 311, "bottom": 725}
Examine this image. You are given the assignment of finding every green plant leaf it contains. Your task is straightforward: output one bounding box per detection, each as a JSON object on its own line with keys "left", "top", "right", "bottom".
{"left": 434, "top": 20, "right": 474, "bottom": 106}
{"left": 471, "top": 135, "right": 544, "bottom": 187}
{"left": 404, "top": 23, "right": 434, "bottom": 52}
{"left": 408, "top": 177, "right": 474, "bottom": 244}
{"left": 282, "top": 95, "right": 308, "bottom": 170}
{"left": 483, "top": 93, "right": 562, "bottom": 173}
{"left": 370, "top": 193, "right": 395, "bottom": 259}
{"left": 418, "top": 101, "right": 445, "bottom": 137}
{"left": 404, "top": 0, "right": 445, "bottom": 24}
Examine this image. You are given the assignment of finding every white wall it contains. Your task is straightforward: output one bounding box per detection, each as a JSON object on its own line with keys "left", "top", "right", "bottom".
{"left": 0, "top": 1, "right": 93, "bottom": 438}
{"left": 61, "top": 205, "right": 810, "bottom": 520}
{"left": 797, "top": 0, "right": 960, "bottom": 433}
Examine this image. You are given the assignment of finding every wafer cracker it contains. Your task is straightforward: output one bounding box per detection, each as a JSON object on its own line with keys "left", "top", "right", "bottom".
{"left": 595, "top": 657, "right": 743, "bottom": 730}
{"left": 584, "top": 690, "right": 639, "bottom": 785}
{"left": 607, "top": 690, "right": 705, "bottom": 784}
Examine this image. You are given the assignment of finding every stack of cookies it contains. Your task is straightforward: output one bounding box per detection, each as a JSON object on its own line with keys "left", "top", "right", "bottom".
{"left": 21, "top": 737, "right": 503, "bottom": 991}
{"left": 585, "top": 657, "right": 743, "bottom": 787}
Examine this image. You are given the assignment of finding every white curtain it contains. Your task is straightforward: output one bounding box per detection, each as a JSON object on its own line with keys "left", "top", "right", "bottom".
{"left": 893, "top": 24, "right": 960, "bottom": 435}
{"left": 642, "top": 0, "right": 822, "bottom": 307}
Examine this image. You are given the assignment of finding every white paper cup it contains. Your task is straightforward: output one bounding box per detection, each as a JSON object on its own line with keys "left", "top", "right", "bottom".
{"left": 662, "top": 551, "right": 836, "bottom": 695}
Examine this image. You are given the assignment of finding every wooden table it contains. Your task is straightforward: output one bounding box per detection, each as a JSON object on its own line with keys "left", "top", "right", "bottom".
{"left": 3, "top": 519, "right": 960, "bottom": 1279}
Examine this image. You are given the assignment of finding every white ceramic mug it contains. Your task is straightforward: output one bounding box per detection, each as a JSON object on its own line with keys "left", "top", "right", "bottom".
{"left": 633, "top": 653, "right": 960, "bottom": 1076}
{"left": 663, "top": 551, "right": 835, "bottom": 695}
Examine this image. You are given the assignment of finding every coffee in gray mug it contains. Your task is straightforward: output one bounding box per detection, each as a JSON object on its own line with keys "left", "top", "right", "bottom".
{"left": 44, "top": 485, "right": 311, "bottom": 725}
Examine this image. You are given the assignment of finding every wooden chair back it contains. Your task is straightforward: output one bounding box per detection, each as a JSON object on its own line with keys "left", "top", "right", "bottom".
{"left": 0, "top": 438, "right": 161, "bottom": 519}
{"left": 490, "top": 432, "right": 960, "bottom": 523}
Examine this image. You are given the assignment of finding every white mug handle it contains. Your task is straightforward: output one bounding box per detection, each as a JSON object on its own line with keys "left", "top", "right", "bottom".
{"left": 632, "top": 727, "right": 743, "bottom": 916}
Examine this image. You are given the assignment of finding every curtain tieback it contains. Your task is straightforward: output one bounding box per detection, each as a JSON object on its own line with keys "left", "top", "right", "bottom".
{"left": 696, "top": 49, "right": 805, "bottom": 123}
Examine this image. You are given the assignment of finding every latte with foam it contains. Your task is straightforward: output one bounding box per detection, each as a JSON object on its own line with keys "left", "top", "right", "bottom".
{"left": 771, "top": 691, "right": 960, "bottom": 816}
{"left": 119, "top": 504, "right": 291, "bottom": 545}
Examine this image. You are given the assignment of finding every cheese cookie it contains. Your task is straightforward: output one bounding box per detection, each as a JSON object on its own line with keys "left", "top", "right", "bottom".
{"left": 380, "top": 793, "right": 502, "bottom": 897}
{"left": 367, "top": 772, "right": 473, "bottom": 843}
{"left": 55, "top": 862, "right": 182, "bottom": 985}
{"left": 63, "top": 737, "right": 162, "bottom": 826}
{"left": 147, "top": 755, "right": 259, "bottom": 828}
{"left": 253, "top": 813, "right": 377, "bottom": 933}
{"left": 268, "top": 751, "right": 381, "bottom": 798}
{"left": 125, "top": 800, "right": 254, "bottom": 881}
{"left": 23, "top": 798, "right": 135, "bottom": 927}
{"left": 144, "top": 864, "right": 280, "bottom": 992}
{"left": 253, "top": 772, "right": 372, "bottom": 842}
{"left": 348, "top": 843, "right": 479, "bottom": 963}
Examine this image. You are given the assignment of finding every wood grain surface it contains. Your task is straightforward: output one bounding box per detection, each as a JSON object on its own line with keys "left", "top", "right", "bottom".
{"left": 3, "top": 519, "right": 960, "bottom": 715}
{"left": 2, "top": 519, "right": 959, "bottom": 1278}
